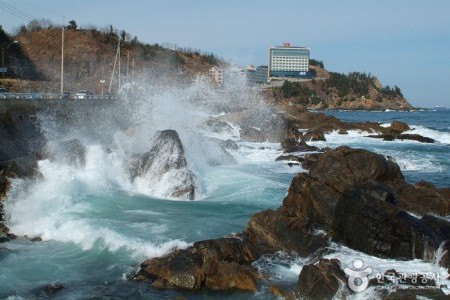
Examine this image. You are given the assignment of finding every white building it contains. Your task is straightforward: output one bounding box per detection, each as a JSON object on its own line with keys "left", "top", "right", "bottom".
{"left": 268, "top": 42, "right": 310, "bottom": 79}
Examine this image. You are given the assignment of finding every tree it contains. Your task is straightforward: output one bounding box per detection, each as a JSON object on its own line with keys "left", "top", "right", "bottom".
{"left": 67, "top": 20, "right": 77, "bottom": 30}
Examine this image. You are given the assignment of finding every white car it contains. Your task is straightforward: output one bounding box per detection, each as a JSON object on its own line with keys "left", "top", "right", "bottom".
{"left": 74, "top": 90, "right": 93, "bottom": 99}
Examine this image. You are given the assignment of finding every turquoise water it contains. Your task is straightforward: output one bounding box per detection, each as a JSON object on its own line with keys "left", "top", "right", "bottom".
{"left": 1, "top": 82, "right": 449, "bottom": 300}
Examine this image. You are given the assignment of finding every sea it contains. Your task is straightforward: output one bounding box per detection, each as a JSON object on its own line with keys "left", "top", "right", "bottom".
{"left": 1, "top": 77, "right": 449, "bottom": 299}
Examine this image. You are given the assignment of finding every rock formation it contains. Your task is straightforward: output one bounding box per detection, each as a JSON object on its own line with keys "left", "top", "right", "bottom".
{"left": 135, "top": 146, "right": 450, "bottom": 297}
{"left": 130, "top": 130, "right": 198, "bottom": 200}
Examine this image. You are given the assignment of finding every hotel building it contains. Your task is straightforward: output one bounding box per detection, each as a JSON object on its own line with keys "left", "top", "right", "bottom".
{"left": 268, "top": 43, "right": 310, "bottom": 79}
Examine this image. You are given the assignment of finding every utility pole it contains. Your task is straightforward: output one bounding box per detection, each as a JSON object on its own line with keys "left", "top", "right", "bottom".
{"left": 61, "top": 17, "right": 65, "bottom": 96}
{"left": 118, "top": 38, "right": 121, "bottom": 91}
{"left": 126, "top": 50, "right": 130, "bottom": 85}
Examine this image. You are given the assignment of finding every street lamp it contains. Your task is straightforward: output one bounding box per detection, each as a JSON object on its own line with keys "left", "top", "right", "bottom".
{"left": 1, "top": 40, "right": 19, "bottom": 85}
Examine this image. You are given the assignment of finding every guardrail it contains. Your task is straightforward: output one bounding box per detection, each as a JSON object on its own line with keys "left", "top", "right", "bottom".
{"left": 0, "top": 93, "right": 119, "bottom": 101}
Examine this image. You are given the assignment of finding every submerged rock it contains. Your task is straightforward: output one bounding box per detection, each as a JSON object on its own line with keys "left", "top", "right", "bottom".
{"left": 130, "top": 130, "right": 198, "bottom": 200}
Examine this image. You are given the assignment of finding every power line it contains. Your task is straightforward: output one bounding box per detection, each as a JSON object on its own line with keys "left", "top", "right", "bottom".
{"left": 0, "top": 1, "right": 38, "bottom": 22}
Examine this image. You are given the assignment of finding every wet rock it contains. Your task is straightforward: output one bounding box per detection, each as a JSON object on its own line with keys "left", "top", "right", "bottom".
{"left": 245, "top": 209, "right": 327, "bottom": 257}
{"left": 303, "top": 130, "right": 326, "bottom": 141}
{"left": 388, "top": 120, "right": 410, "bottom": 133}
{"left": 203, "top": 118, "right": 234, "bottom": 134}
{"left": 203, "top": 138, "right": 237, "bottom": 166}
{"left": 393, "top": 181, "right": 450, "bottom": 216}
{"left": 438, "top": 241, "right": 450, "bottom": 269}
{"left": 135, "top": 237, "right": 259, "bottom": 291}
{"left": 297, "top": 259, "right": 346, "bottom": 300}
{"left": 368, "top": 133, "right": 435, "bottom": 143}
{"left": 262, "top": 146, "right": 449, "bottom": 261}
{"left": 239, "top": 113, "right": 287, "bottom": 143}
{"left": 130, "top": 130, "right": 198, "bottom": 200}
{"left": 43, "top": 283, "right": 64, "bottom": 294}
{"left": 275, "top": 154, "right": 304, "bottom": 165}
{"left": 332, "top": 182, "right": 442, "bottom": 260}
{"left": 239, "top": 126, "right": 264, "bottom": 142}
{"left": 135, "top": 146, "right": 450, "bottom": 295}
{"left": 220, "top": 139, "right": 239, "bottom": 150}
{"left": 281, "top": 137, "right": 320, "bottom": 153}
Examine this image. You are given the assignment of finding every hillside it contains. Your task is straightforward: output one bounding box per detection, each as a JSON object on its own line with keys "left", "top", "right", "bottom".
{"left": 1, "top": 23, "right": 413, "bottom": 110}
{"left": 271, "top": 64, "right": 413, "bottom": 110}
{"left": 0, "top": 24, "right": 220, "bottom": 93}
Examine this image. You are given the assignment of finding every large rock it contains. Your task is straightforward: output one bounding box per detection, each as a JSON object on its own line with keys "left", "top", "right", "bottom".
{"left": 130, "top": 130, "right": 198, "bottom": 200}
{"left": 135, "top": 146, "right": 450, "bottom": 294}
{"left": 248, "top": 146, "right": 450, "bottom": 262}
{"left": 332, "top": 182, "right": 443, "bottom": 260}
{"left": 297, "top": 259, "right": 346, "bottom": 300}
{"left": 135, "top": 237, "right": 259, "bottom": 291}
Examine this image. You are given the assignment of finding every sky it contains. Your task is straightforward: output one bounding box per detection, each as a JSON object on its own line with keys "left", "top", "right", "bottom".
{"left": 1, "top": 0, "right": 449, "bottom": 107}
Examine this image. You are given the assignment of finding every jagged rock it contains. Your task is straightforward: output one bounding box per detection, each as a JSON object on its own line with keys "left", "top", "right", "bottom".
{"left": 281, "top": 137, "right": 320, "bottom": 153}
{"left": 203, "top": 118, "right": 234, "bottom": 134}
{"left": 203, "top": 138, "right": 237, "bottom": 166}
{"left": 438, "top": 241, "right": 450, "bottom": 269}
{"left": 239, "top": 113, "right": 287, "bottom": 143}
{"left": 135, "top": 146, "right": 450, "bottom": 295}
{"left": 297, "top": 259, "right": 346, "bottom": 300}
{"left": 253, "top": 146, "right": 450, "bottom": 261}
{"left": 393, "top": 181, "right": 450, "bottom": 216}
{"left": 368, "top": 133, "right": 435, "bottom": 143}
{"left": 130, "top": 130, "right": 198, "bottom": 200}
{"left": 0, "top": 166, "right": 14, "bottom": 243}
{"left": 332, "top": 182, "right": 444, "bottom": 260}
{"left": 240, "top": 126, "right": 264, "bottom": 142}
{"left": 220, "top": 139, "right": 239, "bottom": 150}
{"left": 135, "top": 237, "right": 259, "bottom": 291}
{"left": 303, "top": 130, "right": 326, "bottom": 141}
{"left": 245, "top": 209, "right": 327, "bottom": 257}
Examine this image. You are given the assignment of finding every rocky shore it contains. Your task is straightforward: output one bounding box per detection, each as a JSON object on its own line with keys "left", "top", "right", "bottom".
{"left": 1, "top": 102, "right": 448, "bottom": 298}
{"left": 134, "top": 145, "right": 450, "bottom": 298}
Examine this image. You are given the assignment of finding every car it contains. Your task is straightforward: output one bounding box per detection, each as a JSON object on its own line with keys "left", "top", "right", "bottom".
{"left": 74, "top": 90, "right": 93, "bottom": 99}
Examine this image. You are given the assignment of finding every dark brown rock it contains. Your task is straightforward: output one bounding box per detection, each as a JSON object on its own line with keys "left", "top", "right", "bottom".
{"left": 438, "top": 241, "right": 450, "bottom": 270}
{"left": 297, "top": 259, "right": 346, "bottom": 300}
{"left": 303, "top": 130, "right": 326, "bottom": 141}
{"left": 389, "top": 120, "right": 410, "bottom": 133}
{"left": 332, "top": 182, "right": 440, "bottom": 260}
{"left": 136, "top": 237, "right": 259, "bottom": 291}
{"left": 245, "top": 209, "right": 327, "bottom": 257}
{"left": 368, "top": 133, "right": 435, "bottom": 143}
{"left": 393, "top": 181, "right": 450, "bottom": 216}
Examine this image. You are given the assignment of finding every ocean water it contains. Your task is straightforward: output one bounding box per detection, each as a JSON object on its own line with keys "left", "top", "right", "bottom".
{"left": 1, "top": 78, "right": 449, "bottom": 300}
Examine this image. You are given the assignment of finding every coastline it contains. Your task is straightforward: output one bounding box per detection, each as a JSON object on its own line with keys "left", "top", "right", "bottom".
{"left": 0, "top": 99, "right": 449, "bottom": 299}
